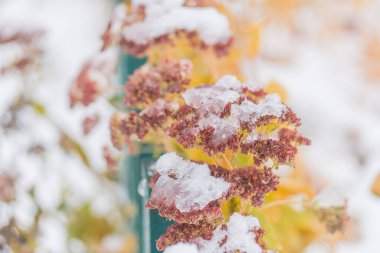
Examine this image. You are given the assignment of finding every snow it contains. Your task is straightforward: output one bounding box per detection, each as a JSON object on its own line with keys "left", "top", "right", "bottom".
{"left": 214, "top": 75, "right": 243, "bottom": 90}
{"left": 243, "top": 131, "right": 279, "bottom": 144}
{"left": 183, "top": 75, "right": 286, "bottom": 144}
{"left": 109, "top": 3, "right": 127, "bottom": 35}
{"left": 123, "top": 0, "right": 231, "bottom": 46}
{"left": 198, "top": 213, "right": 263, "bottom": 253}
{"left": 165, "top": 213, "right": 264, "bottom": 253}
{"left": 153, "top": 152, "right": 230, "bottom": 213}
{"left": 86, "top": 47, "right": 118, "bottom": 89}
{"left": 198, "top": 114, "right": 240, "bottom": 142}
{"left": 164, "top": 243, "right": 198, "bottom": 253}
{"left": 230, "top": 94, "right": 286, "bottom": 123}
{"left": 183, "top": 84, "right": 240, "bottom": 115}
{"left": 0, "top": 0, "right": 127, "bottom": 252}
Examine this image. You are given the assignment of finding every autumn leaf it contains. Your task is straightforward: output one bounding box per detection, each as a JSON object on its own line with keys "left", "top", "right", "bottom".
{"left": 371, "top": 173, "right": 380, "bottom": 197}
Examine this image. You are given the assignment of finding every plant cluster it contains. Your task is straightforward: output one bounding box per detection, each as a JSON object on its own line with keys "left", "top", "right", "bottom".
{"left": 0, "top": 26, "right": 135, "bottom": 253}
{"left": 70, "top": 1, "right": 350, "bottom": 252}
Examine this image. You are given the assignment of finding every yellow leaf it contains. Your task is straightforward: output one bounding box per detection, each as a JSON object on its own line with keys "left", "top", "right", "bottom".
{"left": 371, "top": 173, "right": 380, "bottom": 197}
{"left": 59, "top": 133, "right": 90, "bottom": 167}
{"left": 30, "top": 102, "right": 46, "bottom": 116}
{"left": 266, "top": 81, "right": 288, "bottom": 102}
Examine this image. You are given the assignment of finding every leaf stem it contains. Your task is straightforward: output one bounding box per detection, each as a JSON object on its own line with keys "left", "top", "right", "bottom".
{"left": 222, "top": 153, "right": 233, "bottom": 170}
{"left": 261, "top": 197, "right": 303, "bottom": 210}
{"left": 213, "top": 155, "right": 221, "bottom": 167}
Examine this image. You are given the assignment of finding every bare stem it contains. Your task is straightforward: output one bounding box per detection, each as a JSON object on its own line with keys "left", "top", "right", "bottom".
{"left": 261, "top": 197, "right": 303, "bottom": 210}
{"left": 222, "top": 153, "right": 233, "bottom": 170}
{"left": 247, "top": 154, "right": 254, "bottom": 166}
{"left": 213, "top": 155, "right": 221, "bottom": 167}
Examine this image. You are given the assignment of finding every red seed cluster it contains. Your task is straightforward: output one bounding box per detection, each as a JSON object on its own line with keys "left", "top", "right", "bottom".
{"left": 110, "top": 100, "right": 178, "bottom": 149}
{"left": 241, "top": 128, "right": 310, "bottom": 166}
{"left": 82, "top": 114, "right": 99, "bottom": 135}
{"left": 146, "top": 196, "right": 224, "bottom": 225}
{"left": 156, "top": 214, "right": 267, "bottom": 251}
{"left": 69, "top": 49, "right": 117, "bottom": 108}
{"left": 184, "top": 0, "right": 217, "bottom": 7}
{"left": 101, "top": 4, "right": 145, "bottom": 51}
{"left": 109, "top": 58, "right": 194, "bottom": 148}
{"left": 115, "top": 110, "right": 148, "bottom": 141}
{"left": 121, "top": 30, "right": 233, "bottom": 58}
{"left": 124, "top": 59, "right": 192, "bottom": 108}
{"left": 166, "top": 90, "right": 308, "bottom": 158}
{"left": 69, "top": 65, "right": 102, "bottom": 107}
{"left": 253, "top": 227, "right": 267, "bottom": 250}
{"left": 210, "top": 166, "right": 280, "bottom": 207}
{"left": 0, "top": 172, "right": 16, "bottom": 203}
{"left": 0, "top": 27, "right": 44, "bottom": 75}
{"left": 100, "top": 3, "right": 233, "bottom": 57}
{"left": 146, "top": 160, "right": 279, "bottom": 250}
{"left": 312, "top": 202, "right": 349, "bottom": 234}
{"left": 156, "top": 221, "right": 216, "bottom": 250}
{"left": 0, "top": 28, "right": 44, "bottom": 44}
{"left": 102, "top": 146, "right": 119, "bottom": 172}
{"left": 111, "top": 73, "right": 310, "bottom": 164}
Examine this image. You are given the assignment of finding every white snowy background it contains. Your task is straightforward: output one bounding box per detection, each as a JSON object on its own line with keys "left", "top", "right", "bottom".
{"left": 0, "top": 0, "right": 126, "bottom": 252}
{"left": 1, "top": 0, "right": 380, "bottom": 252}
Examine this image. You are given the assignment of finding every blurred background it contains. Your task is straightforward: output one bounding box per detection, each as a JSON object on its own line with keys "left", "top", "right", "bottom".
{"left": 1, "top": 0, "right": 380, "bottom": 252}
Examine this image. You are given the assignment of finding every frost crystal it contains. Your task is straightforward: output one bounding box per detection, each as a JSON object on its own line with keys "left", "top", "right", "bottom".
{"left": 124, "top": 0, "right": 232, "bottom": 46}
{"left": 151, "top": 152, "right": 230, "bottom": 213}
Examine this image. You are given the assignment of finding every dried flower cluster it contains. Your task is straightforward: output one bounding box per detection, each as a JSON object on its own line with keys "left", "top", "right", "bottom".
{"left": 170, "top": 75, "right": 309, "bottom": 159}
{"left": 69, "top": 48, "right": 118, "bottom": 107}
{"left": 162, "top": 213, "right": 266, "bottom": 253}
{"left": 110, "top": 58, "right": 192, "bottom": 148}
{"left": 102, "top": 0, "right": 233, "bottom": 57}
{"left": 111, "top": 73, "right": 309, "bottom": 167}
{"left": 102, "top": 146, "right": 119, "bottom": 172}
{"left": 125, "top": 58, "right": 192, "bottom": 108}
{"left": 146, "top": 153, "right": 278, "bottom": 250}
{"left": 311, "top": 202, "right": 350, "bottom": 234}
{"left": 70, "top": 0, "right": 234, "bottom": 174}
{"left": 0, "top": 27, "right": 44, "bottom": 75}
{"left": 0, "top": 172, "right": 16, "bottom": 203}
{"left": 146, "top": 153, "right": 230, "bottom": 223}
{"left": 65, "top": 1, "right": 342, "bottom": 252}
{"left": 82, "top": 113, "right": 100, "bottom": 135}
{"left": 148, "top": 161, "right": 280, "bottom": 225}
{"left": 107, "top": 61, "right": 310, "bottom": 251}
{"left": 60, "top": 0, "right": 361, "bottom": 251}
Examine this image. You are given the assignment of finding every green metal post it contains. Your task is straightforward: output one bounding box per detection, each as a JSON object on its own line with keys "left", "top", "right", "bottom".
{"left": 120, "top": 54, "right": 171, "bottom": 253}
